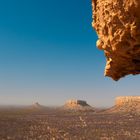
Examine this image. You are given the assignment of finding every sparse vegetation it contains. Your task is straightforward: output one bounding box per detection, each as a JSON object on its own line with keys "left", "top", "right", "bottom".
{"left": 0, "top": 108, "right": 139, "bottom": 140}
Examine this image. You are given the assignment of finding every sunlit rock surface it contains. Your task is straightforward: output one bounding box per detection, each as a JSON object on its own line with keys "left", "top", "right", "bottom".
{"left": 107, "top": 96, "right": 140, "bottom": 113}
{"left": 92, "top": 0, "right": 140, "bottom": 80}
{"left": 116, "top": 96, "right": 140, "bottom": 106}
{"left": 63, "top": 99, "right": 94, "bottom": 111}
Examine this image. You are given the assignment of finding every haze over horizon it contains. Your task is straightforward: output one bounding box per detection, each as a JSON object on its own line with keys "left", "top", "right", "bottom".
{"left": 0, "top": 0, "right": 140, "bottom": 107}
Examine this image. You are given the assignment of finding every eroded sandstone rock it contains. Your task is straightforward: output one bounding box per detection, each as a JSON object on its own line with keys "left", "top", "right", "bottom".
{"left": 92, "top": 0, "right": 140, "bottom": 80}
{"left": 107, "top": 96, "right": 140, "bottom": 113}
{"left": 116, "top": 96, "right": 140, "bottom": 106}
{"left": 63, "top": 99, "right": 94, "bottom": 111}
{"left": 65, "top": 100, "right": 88, "bottom": 107}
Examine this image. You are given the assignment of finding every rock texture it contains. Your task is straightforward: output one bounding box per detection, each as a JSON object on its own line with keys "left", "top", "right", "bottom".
{"left": 116, "top": 96, "right": 140, "bottom": 106}
{"left": 107, "top": 96, "right": 140, "bottom": 113}
{"left": 92, "top": 0, "right": 140, "bottom": 80}
{"left": 63, "top": 99, "right": 94, "bottom": 111}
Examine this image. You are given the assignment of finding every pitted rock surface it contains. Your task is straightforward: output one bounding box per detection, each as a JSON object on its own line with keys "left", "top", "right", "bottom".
{"left": 92, "top": 0, "right": 140, "bottom": 80}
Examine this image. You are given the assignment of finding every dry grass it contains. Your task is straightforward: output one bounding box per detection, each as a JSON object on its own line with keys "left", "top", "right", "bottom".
{"left": 0, "top": 108, "right": 139, "bottom": 140}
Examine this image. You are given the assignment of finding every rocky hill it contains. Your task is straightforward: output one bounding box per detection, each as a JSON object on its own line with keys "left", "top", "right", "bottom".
{"left": 105, "top": 96, "right": 140, "bottom": 114}
{"left": 62, "top": 99, "right": 95, "bottom": 111}
{"left": 92, "top": 0, "right": 140, "bottom": 80}
{"left": 28, "top": 102, "right": 46, "bottom": 110}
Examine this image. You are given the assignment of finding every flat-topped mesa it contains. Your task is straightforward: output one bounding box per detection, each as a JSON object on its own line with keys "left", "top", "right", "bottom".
{"left": 64, "top": 99, "right": 94, "bottom": 111}
{"left": 65, "top": 100, "right": 88, "bottom": 107}
{"left": 115, "top": 96, "right": 140, "bottom": 113}
{"left": 105, "top": 96, "right": 140, "bottom": 114}
{"left": 116, "top": 96, "right": 140, "bottom": 106}
{"left": 92, "top": 0, "right": 140, "bottom": 81}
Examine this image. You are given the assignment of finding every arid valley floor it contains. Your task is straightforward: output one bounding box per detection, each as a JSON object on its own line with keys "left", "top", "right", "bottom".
{"left": 0, "top": 102, "right": 140, "bottom": 140}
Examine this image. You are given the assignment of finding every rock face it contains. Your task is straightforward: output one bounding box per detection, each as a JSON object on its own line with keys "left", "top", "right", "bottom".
{"left": 65, "top": 100, "right": 88, "bottom": 107}
{"left": 107, "top": 96, "right": 140, "bottom": 113}
{"left": 116, "top": 96, "right": 140, "bottom": 106}
{"left": 64, "top": 99, "right": 94, "bottom": 111}
{"left": 92, "top": 0, "right": 140, "bottom": 80}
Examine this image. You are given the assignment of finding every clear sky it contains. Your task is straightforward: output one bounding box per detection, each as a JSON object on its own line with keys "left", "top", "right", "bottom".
{"left": 0, "top": 0, "right": 139, "bottom": 107}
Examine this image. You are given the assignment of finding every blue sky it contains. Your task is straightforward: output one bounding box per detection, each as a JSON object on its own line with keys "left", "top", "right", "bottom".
{"left": 0, "top": 0, "right": 139, "bottom": 107}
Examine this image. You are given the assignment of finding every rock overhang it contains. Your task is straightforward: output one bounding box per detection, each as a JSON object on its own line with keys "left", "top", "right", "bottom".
{"left": 92, "top": 0, "right": 140, "bottom": 80}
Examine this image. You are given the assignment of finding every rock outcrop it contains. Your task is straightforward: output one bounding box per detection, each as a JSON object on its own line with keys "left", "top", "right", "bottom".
{"left": 29, "top": 102, "right": 44, "bottom": 110}
{"left": 92, "top": 0, "right": 140, "bottom": 80}
{"left": 115, "top": 96, "right": 140, "bottom": 106}
{"left": 32, "top": 102, "right": 42, "bottom": 109}
{"left": 106, "top": 96, "right": 140, "bottom": 113}
{"left": 63, "top": 99, "right": 94, "bottom": 111}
